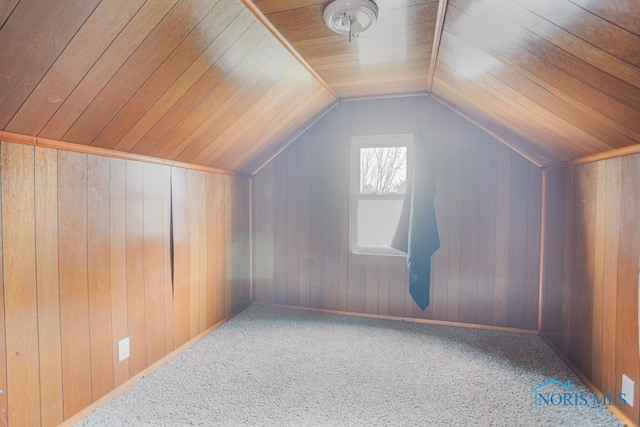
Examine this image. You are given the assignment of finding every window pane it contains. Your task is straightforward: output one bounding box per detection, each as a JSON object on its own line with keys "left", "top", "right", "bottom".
{"left": 357, "top": 198, "right": 403, "bottom": 249}
{"left": 359, "top": 146, "right": 406, "bottom": 195}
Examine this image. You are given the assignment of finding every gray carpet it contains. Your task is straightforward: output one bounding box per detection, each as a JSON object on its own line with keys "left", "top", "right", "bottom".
{"left": 77, "top": 305, "right": 623, "bottom": 426}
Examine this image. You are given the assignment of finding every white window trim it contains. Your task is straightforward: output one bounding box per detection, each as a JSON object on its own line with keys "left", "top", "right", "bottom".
{"left": 350, "top": 134, "right": 413, "bottom": 256}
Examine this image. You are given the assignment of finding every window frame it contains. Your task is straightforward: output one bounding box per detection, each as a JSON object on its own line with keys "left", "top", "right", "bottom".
{"left": 350, "top": 134, "right": 413, "bottom": 256}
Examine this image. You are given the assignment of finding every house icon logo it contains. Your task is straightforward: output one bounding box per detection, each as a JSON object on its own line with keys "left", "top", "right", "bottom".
{"left": 531, "top": 379, "right": 574, "bottom": 408}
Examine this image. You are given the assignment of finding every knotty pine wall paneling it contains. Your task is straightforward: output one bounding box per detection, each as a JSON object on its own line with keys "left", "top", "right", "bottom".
{"left": 541, "top": 154, "right": 640, "bottom": 425}
{"left": 0, "top": 140, "right": 250, "bottom": 425}
{"left": 252, "top": 96, "right": 542, "bottom": 329}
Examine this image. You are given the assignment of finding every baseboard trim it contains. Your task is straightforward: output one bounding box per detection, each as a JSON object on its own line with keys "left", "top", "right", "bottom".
{"left": 539, "top": 332, "right": 637, "bottom": 427}
{"left": 252, "top": 301, "right": 538, "bottom": 335}
{"left": 59, "top": 304, "right": 251, "bottom": 426}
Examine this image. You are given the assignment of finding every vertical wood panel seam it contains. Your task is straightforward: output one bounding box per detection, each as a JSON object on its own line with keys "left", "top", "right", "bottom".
{"left": 475, "top": 136, "right": 483, "bottom": 324}
{"left": 169, "top": 170, "right": 174, "bottom": 293}
{"left": 612, "top": 164, "right": 621, "bottom": 395}
{"left": 522, "top": 163, "right": 531, "bottom": 329}
{"left": 538, "top": 169, "right": 547, "bottom": 332}
{"left": 0, "top": 141, "right": 7, "bottom": 425}
{"left": 249, "top": 178, "right": 253, "bottom": 302}
{"left": 490, "top": 136, "right": 498, "bottom": 324}
{"left": 142, "top": 164, "right": 148, "bottom": 366}
{"left": 106, "top": 159, "right": 116, "bottom": 396}
{"left": 84, "top": 153, "right": 94, "bottom": 405}
{"left": 122, "top": 158, "right": 131, "bottom": 378}
{"left": 505, "top": 155, "right": 514, "bottom": 327}
{"left": 30, "top": 145, "right": 43, "bottom": 426}
{"left": 55, "top": 149, "right": 65, "bottom": 420}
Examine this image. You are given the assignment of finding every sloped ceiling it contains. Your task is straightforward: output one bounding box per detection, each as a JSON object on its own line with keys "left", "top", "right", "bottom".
{"left": 0, "top": 0, "right": 336, "bottom": 174}
{"left": 432, "top": 0, "right": 640, "bottom": 166}
{"left": 0, "top": 0, "right": 638, "bottom": 173}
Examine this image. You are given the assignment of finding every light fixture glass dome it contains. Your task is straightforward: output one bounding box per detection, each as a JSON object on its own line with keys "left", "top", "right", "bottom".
{"left": 323, "top": 0, "right": 378, "bottom": 38}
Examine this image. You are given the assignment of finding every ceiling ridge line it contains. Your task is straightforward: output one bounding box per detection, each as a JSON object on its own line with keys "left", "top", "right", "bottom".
{"left": 426, "top": 0, "right": 448, "bottom": 93}
{"left": 241, "top": 0, "right": 339, "bottom": 100}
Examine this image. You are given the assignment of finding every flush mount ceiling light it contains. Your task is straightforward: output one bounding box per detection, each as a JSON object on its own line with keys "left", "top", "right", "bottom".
{"left": 323, "top": 0, "right": 379, "bottom": 42}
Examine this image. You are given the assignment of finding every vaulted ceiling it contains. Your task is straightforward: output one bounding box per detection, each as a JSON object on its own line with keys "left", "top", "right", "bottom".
{"left": 0, "top": 0, "right": 638, "bottom": 173}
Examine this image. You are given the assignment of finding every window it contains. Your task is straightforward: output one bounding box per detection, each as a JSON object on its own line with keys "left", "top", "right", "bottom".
{"left": 350, "top": 134, "right": 412, "bottom": 255}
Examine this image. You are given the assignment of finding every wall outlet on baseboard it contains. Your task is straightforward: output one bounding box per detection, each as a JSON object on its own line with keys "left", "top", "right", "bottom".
{"left": 118, "top": 337, "right": 130, "bottom": 362}
{"left": 622, "top": 374, "right": 635, "bottom": 407}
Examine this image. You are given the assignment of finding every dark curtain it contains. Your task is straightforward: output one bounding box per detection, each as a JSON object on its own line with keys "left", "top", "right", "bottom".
{"left": 390, "top": 131, "right": 439, "bottom": 310}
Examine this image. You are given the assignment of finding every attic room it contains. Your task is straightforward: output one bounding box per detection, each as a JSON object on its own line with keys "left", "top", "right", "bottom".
{"left": 0, "top": 0, "right": 638, "bottom": 425}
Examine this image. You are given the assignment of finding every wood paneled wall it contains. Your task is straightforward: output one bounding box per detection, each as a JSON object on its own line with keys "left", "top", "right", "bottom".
{"left": 252, "top": 96, "right": 542, "bottom": 329}
{"left": 542, "top": 154, "right": 640, "bottom": 424}
{"left": 0, "top": 140, "right": 250, "bottom": 426}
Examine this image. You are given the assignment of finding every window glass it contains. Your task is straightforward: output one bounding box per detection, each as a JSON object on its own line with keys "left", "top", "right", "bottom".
{"left": 351, "top": 135, "right": 412, "bottom": 255}
{"left": 359, "top": 146, "right": 407, "bottom": 194}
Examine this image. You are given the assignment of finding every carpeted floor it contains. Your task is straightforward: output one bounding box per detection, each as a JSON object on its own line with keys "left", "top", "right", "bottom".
{"left": 76, "top": 305, "right": 623, "bottom": 426}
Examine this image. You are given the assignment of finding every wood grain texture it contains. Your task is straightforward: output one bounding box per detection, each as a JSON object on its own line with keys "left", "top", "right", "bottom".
{"left": 216, "top": 174, "right": 229, "bottom": 319}
{"left": 541, "top": 153, "right": 640, "bottom": 424}
{"left": 62, "top": 0, "right": 220, "bottom": 146}
{"left": 432, "top": 0, "right": 640, "bottom": 166}
{"left": 109, "top": 158, "right": 130, "bottom": 388}
{"left": 34, "top": 146, "right": 63, "bottom": 426}
{"left": 162, "top": 166, "right": 174, "bottom": 353}
{"left": 87, "top": 155, "right": 115, "bottom": 401}
{"left": 0, "top": 143, "right": 7, "bottom": 427}
{"left": 6, "top": 0, "right": 147, "bottom": 136}
{"left": 223, "top": 175, "right": 234, "bottom": 316}
{"left": 0, "top": 140, "right": 251, "bottom": 424}
{"left": 171, "top": 167, "right": 191, "bottom": 348}
{"left": 0, "top": 0, "right": 335, "bottom": 174}
{"left": 39, "top": 0, "right": 178, "bottom": 140}
{"left": 1, "top": 142, "right": 41, "bottom": 426}
{"left": 143, "top": 163, "right": 169, "bottom": 365}
{"left": 187, "top": 170, "right": 203, "bottom": 338}
{"left": 252, "top": 96, "right": 541, "bottom": 329}
{"left": 254, "top": 0, "right": 437, "bottom": 99}
{"left": 206, "top": 173, "right": 220, "bottom": 327}
{"left": 58, "top": 150, "right": 92, "bottom": 419}
{"left": 0, "top": 0, "right": 639, "bottom": 178}
{"left": 126, "top": 160, "right": 147, "bottom": 376}
{"left": 0, "top": 0, "right": 100, "bottom": 128}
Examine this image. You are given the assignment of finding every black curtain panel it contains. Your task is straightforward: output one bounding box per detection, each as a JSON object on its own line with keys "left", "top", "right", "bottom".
{"left": 390, "top": 131, "right": 440, "bottom": 310}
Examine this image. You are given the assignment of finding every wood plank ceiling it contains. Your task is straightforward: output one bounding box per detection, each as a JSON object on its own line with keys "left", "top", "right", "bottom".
{"left": 0, "top": 0, "right": 336, "bottom": 174}
{"left": 0, "top": 0, "right": 639, "bottom": 173}
{"left": 432, "top": 0, "right": 640, "bottom": 166}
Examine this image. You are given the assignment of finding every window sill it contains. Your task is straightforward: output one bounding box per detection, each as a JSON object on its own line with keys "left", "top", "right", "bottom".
{"left": 349, "top": 248, "right": 406, "bottom": 257}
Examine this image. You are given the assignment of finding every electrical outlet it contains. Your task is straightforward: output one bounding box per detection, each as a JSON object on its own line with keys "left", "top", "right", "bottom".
{"left": 118, "top": 337, "right": 130, "bottom": 362}
{"left": 622, "top": 374, "right": 635, "bottom": 407}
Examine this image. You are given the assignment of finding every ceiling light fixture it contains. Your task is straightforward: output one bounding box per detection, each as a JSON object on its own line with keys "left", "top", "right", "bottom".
{"left": 323, "top": 0, "right": 379, "bottom": 42}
